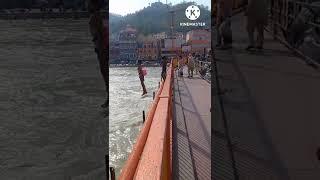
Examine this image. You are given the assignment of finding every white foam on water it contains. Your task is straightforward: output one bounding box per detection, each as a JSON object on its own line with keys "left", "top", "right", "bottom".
{"left": 109, "top": 67, "right": 161, "bottom": 176}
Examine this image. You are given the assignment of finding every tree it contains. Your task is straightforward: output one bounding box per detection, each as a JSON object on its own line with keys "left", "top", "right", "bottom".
{"left": 109, "top": 1, "right": 211, "bottom": 35}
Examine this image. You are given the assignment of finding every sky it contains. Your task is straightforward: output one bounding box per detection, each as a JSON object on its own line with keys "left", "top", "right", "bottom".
{"left": 110, "top": 0, "right": 211, "bottom": 16}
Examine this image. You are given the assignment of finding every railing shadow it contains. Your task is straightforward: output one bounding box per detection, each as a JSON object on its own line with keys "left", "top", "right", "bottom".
{"left": 213, "top": 52, "right": 291, "bottom": 179}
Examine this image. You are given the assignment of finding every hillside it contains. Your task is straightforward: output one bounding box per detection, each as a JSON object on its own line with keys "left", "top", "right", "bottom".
{"left": 109, "top": 1, "right": 211, "bottom": 35}
{"left": 109, "top": 13, "right": 123, "bottom": 23}
{"left": 0, "top": 0, "right": 107, "bottom": 9}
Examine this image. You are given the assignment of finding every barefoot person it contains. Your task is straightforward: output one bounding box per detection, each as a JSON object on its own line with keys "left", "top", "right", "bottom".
{"left": 88, "top": 0, "right": 108, "bottom": 108}
{"left": 137, "top": 60, "right": 147, "bottom": 96}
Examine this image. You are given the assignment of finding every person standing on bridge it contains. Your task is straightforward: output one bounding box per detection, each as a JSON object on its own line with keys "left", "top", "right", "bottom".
{"left": 187, "top": 53, "right": 195, "bottom": 78}
{"left": 245, "top": 0, "right": 268, "bottom": 50}
{"left": 161, "top": 56, "right": 168, "bottom": 81}
{"left": 137, "top": 60, "right": 147, "bottom": 96}
{"left": 215, "top": 0, "right": 233, "bottom": 49}
{"left": 178, "top": 55, "right": 184, "bottom": 77}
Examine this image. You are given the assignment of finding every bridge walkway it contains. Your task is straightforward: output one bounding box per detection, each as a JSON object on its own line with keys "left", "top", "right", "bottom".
{"left": 213, "top": 13, "right": 320, "bottom": 180}
{"left": 172, "top": 67, "right": 211, "bottom": 180}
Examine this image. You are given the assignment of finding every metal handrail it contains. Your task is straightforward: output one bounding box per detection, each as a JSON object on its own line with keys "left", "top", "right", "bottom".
{"left": 268, "top": 0, "right": 320, "bottom": 67}
{"left": 118, "top": 81, "right": 165, "bottom": 179}
{"left": 195, "top": 59, "right": 212, "bottom": 82}
{"left": 270, "top": 0, "right": 320, "bottom": 29}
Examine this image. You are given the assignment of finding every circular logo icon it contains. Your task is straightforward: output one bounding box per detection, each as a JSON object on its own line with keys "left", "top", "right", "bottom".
{"left": 185, "top": 5, "right": 200, "bottom": 21}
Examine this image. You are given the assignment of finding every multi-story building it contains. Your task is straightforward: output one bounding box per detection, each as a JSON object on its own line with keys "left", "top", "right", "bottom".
{"left": 109, "top": 41, "right": 120, "bottom": 64}
{"left": 118, "top": 25, "right": 138, "bottom": 63}
{"left": 186, "top": 29, "right": 211, "bottom": 54}
{"left": 160, "top": 32, "right": 185, "bottom": 57}
{"left": 137, "top": 40, "right": 159, "bottom": 61}
{"left": 175, "top": 32, "right": 184, "bottom": 40}
{"left": 152, "top": 32, "right": 167, "bottom": 40}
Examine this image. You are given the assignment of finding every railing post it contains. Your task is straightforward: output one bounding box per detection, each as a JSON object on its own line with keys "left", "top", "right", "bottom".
{"left": 142, "top": 110, "right": 146, "bottom": 123}
{"left": 110, "top": 167, "right": 116, "bottom": 180}
{"left": 105, "top": 155, "right": 108, "bottom": 180}
{"left": 271, "top": 0, "right": 276, "bottom": 38}
{"left": 153, "top": 92, "right": 155, "bottom": 100}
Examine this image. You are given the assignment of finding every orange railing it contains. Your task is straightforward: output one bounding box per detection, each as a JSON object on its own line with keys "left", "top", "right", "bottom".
{"left": 119, "top": 63, "right": 174, "bottom": 180}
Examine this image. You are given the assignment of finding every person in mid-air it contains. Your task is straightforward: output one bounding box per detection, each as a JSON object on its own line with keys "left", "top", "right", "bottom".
{"left": 161, "top": 56, "right": 168, "bottom": 81}
{"left": 137, "top": 60, "right": 147, "bottom": 96}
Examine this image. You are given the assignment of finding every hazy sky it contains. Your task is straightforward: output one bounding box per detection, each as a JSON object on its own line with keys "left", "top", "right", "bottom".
{"left": 110, "top": 0, "right": 211, "bottom": 16}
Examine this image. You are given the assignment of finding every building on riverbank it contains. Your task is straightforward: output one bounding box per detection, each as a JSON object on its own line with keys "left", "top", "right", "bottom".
{"left": 110, "top": 41, "right": 120, "bottom": 63}
{"left": 152, "top": 32, "right": 167, "bottom": 40}
{"left": 186, "top": 29, "right": 211, "bottom": 55}
{"left": 137, "top": 40, "right": 159, "bottom": 61}
{"left": 118, "top": 25, "right": 138, "bottom": 64}
{"left": 160, "top": 32, "right": 185, "bottom": 57}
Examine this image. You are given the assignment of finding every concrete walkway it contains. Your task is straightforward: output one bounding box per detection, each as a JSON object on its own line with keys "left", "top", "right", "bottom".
{"left": 213, "top": 13, "right": 320, "bottom": 180}
{"left": 172, "top": 68, "right": 211, "bottom": 180}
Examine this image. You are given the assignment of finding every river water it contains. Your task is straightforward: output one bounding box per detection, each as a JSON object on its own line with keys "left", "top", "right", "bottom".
{"left": 0, "top": 19, "right": 162, "bottom": 179}
{"left": 109, "top": 66, "right": 162, "bottom": 176}
{"left": 0, "top": 19, "right": 107, "bottom": 180}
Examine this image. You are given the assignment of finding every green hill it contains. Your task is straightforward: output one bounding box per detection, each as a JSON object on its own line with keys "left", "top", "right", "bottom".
{"left": 109, "top": 1, "right": 211, "bottom": 35}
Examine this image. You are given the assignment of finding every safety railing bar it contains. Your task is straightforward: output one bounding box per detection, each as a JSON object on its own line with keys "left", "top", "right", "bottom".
{"left": 287, "top": 0, "right": 320, "bottom": 9}
{"left": 271, "top": 6, "right": 320, "bottom": 18}
{"left": 134, "top": 64, "right": 173, "bottom": 179}
{"left": 265, "top": 27, "right": 320, "bottom": 69}
{"left": 119, "top": 81, "right": 165, "bottom": 180}
{"left": 309, "top": 21, "right": 320, "bottom": 28}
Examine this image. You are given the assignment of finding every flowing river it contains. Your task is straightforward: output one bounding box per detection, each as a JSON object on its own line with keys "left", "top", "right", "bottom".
{"left": 109, "top": 66, "right": 162, "bottom": 177}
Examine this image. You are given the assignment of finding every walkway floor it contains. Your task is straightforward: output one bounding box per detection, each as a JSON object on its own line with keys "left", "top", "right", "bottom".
{"left": 213, "top": 13, "right": 320, "bottom": 180}
{"left": 172, "top": 68, "right": 211, "bottom": 180}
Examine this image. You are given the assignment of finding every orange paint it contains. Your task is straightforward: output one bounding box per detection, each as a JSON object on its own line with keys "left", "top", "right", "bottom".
{"left": 119, "top": 83, "right": 164, "bottom": 180}
{"left": 119, "top": 63, "right": 174, "bottom": 180}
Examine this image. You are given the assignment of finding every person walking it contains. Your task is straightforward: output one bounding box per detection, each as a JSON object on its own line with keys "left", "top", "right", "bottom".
{"left": 187, "top": 53, "right": 195, "bottom": 78}
{"left": 245, "top": 0, "right": 268, "bottom": 50}
{"left": 216, "top": 0, "right": 233, "bottom": 49}
{"left": 137, "top": 60, "right": 147, "bottom": 96}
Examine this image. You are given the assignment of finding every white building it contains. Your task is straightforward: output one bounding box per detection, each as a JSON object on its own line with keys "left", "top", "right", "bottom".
{"left": 153, "top": 32, "right": 167, "bottom": 40}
